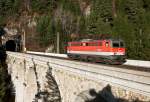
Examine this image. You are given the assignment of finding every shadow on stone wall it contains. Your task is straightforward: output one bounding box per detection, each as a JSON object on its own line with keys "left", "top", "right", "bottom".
{"left": 86, "top": 85, "right": 146, "bottom": 102}
{"left": 0, "top": 46, "right": 15, "bottom": 102}
{"left": 33, "top": 63, "right": 61, "bottom": 102}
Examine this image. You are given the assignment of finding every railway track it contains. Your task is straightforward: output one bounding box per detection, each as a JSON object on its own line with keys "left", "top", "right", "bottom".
{"left": 26, "top": 51, "right": 150, "bottom": 72}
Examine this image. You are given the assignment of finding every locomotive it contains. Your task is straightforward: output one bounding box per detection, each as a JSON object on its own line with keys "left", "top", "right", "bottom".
{"left": 67, "top": 39, "right": 126, "bottom": 64}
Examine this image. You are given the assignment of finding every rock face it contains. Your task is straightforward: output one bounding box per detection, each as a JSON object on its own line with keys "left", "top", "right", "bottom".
{"left": 0, "top": 46, "right": 6, "bottom": 63}
{"left": 1, "top": 0, "right": 92, "bottom": 52}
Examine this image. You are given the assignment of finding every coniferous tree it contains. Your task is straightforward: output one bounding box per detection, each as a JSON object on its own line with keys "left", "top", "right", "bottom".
{"left": 112, "top": 0, "right": 150, "bottom": 60}
{"left": 0, "top": 0, "right": 3, "bottom": 9}
{"left": 31, "top": 0, "right": 57, "bottom": 13}
{"left": 87, "top": 0, "right": 112, "bottom": 35}
{"left": 5, "top": 0, "right": 13, "bottom": 10}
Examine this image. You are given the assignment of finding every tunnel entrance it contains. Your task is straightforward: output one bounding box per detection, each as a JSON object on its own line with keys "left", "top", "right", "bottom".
{"left": 6, "top": 40, "right": 16, "bottom": 51}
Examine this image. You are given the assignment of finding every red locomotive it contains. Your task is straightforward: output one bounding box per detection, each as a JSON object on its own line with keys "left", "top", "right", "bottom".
{"left": 67, "top": 39, "right": 126, "bottom": 64}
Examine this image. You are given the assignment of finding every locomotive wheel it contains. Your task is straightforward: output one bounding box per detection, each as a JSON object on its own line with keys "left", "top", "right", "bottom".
{"left": 80, "top": 56, "right": 87, "bottom": 61}
{"left": 87, "top": 56, "right": 96, "bottom": 62}
{"left": 75, "top": 55, "right": 80, "bottom": 60}
{"left": 104, "top": 59, "right": 112, "bottom": 64}
{"left": 105, "top": 61, "right": 111, "bottom": 65}
{"left": 68, "top": 55, "right": 73, "bottom": 59}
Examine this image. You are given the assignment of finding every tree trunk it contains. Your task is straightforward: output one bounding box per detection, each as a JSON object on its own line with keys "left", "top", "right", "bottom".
{"left": 0, "top": 37, "right": 2, "bottom": 46}
{"left": 112, "top": 0, "right": 117, "bottom": 18}
{"left": 56, "top": 32, "right": 60, "bottom": 53}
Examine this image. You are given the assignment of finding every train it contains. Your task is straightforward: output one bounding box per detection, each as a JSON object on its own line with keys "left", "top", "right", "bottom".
{"left": 67, "top": 38, "right": 126, "bottom": 64}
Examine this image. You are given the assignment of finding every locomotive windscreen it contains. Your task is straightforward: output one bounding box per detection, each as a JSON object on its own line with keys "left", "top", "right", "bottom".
{"left": 112, "top": 41, "right": 124, "bottom": 48}
{"left": 120, "top": 41, "right": 124, "bottom": 47}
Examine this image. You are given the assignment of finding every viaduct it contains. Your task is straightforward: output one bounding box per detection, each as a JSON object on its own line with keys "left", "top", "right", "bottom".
{"left": 7, "top": 51, "right": 150, "bottom": 102}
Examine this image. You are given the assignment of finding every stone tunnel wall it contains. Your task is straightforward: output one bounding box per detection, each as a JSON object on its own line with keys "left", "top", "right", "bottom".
{"left": 7, "top": 52, "right": 150, "bottom": 102}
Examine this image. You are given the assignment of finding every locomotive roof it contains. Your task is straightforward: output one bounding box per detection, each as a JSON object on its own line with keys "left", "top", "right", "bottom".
{"left": 69, "top": 38, "right": 123, "bottom": 43}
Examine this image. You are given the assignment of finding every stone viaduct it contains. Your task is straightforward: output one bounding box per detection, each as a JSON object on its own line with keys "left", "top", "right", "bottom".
{"left": 7, "top": 52, "right": 150, "bottom": 102}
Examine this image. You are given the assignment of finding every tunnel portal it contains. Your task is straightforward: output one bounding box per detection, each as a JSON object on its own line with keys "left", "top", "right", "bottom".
{"left": 6, "top": 40, "right": 16, "bottom": 51}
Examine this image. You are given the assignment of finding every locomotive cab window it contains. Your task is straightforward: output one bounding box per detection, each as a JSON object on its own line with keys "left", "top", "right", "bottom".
{"left": 113, "top": 42, "right": 119, "bottom": 47}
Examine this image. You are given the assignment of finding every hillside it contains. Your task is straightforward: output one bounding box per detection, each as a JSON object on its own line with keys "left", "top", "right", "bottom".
{"left": 0, "top": 0, "right": 150, "bottom": 60}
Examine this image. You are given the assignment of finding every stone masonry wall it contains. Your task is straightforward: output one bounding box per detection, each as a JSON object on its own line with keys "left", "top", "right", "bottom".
{"left": 7, "top": 55, "right": 150, "bottom": 102}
